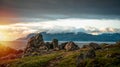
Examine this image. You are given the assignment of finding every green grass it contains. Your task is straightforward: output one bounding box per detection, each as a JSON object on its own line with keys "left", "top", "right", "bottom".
{"left": 0, "top": 52, "right": 62, "bottom": 67}
{"left": 94, "top": 45, "right": 120, "bottom": 67}
{"left": 0, "top": 45, "right": 120, "bottom": 67}
{"left": 56, "top": 51, "right": 80, "bottom": 67}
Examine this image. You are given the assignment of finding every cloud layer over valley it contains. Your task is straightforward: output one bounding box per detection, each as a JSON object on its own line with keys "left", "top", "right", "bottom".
{"left": 0, "top": 18, "right": 120, "bottom": 40}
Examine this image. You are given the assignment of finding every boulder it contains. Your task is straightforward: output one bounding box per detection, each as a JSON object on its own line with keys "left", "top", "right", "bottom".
{"left": 89, "top": 43, "right": 101, "bottom": 50}
{"left": 82, "top": 45, "right": 90, "bottom": 48}
{"left": 65, "top": 41, "right": 79, "bottom": 51}
{"left": 59, "top": 42, "right": 68, "bottom": 50}
{"left": 116, "top": 41, "right": 120, "bottom": 48}
{"left": 45, "top": 42, "right": 53, "bottom": 50}
{"left": 116, "top": 41, "right": 120, "bottom": 45}
{"left": 76, "top": 49, "right": 96, "bottom": 67}
{"left": 81, "top": 43, "right": 101, "bottom": 50}
{"left": 76, "top": 53, "right": 86, "bottom": 67}
{"left": 100, "top": 43, "right": 109, "bottom": 49}
{"left": 52, "top": 39, "right": 58, "bottom": 49}
{"left": 84, "top": 49, "right": 96, "bottom": 59}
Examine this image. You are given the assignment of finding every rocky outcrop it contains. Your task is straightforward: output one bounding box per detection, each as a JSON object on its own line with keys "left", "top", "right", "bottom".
{"left": 23, "top": 33, "right": 48, "bottom": 57}
{"left": 23, "top": 33, "right": 80, "bottom": 57}
{"left": 65, "top": 41, "right": 79, "bottom": 51}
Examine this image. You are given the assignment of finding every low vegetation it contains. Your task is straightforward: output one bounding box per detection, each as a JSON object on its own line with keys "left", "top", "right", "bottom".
{"left": 0, "top": 43, "right": 120, "bottom": 67}
{"left": 0, "top": 52, "right": 62, "bottom": 67}
{"left": 1, "top": 34, "right": 120, "bottom": 67}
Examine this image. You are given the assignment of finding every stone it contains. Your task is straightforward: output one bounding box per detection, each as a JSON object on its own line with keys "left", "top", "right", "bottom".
{"left": 76, "top": 53, "right": 86, "bottom": 67}
{"left": 76, "top": 49, "right": 96, "bottom": 67}
{"left": 65, "top": 41, "right": 79, "bottom": 51}
{"left": 103, "top": 45, "right": 114, "bottom": 49}
{"left": 23, "top": 33, "right": 48, "bottom": 57}
{"left": 45, "top": 42, "right": 54, "bottom": 49}
{"left": 53, "top": 47, "right": 60, "bottom": 51}
{"left": 81, "top": 43, "right": 101, "bottom": 50}
{"left": 89, "top": 43, "right": 101, "bottom": 50}
{"left": 100, "top": 43, "right": 109, "bottom": 48}
{"left": 52, "top": 39, "right": 58, "bottom": 49}
{"left": 84, "top": 49, "right": 96, "bottom": 59}
{"left": 82, "top": 45, "right": 90, "bottom": 48}
{"left": 116, "top": 41, "right": 120, "bottom": 48}
{"left": 116, "top": 41, "right": 120, "bottom": 45}
{"left": 59, "top": 42, "right": 68, "bottom": 50}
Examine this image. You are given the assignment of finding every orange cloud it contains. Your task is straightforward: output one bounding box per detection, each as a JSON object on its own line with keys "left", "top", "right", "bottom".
{"left": 0, "top": 25, "right": 36, "bottom": 41}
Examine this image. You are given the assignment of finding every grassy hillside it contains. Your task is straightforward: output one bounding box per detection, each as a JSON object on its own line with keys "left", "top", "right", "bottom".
{"left": 0, "top": 44, "right": 120, "bottom": 67}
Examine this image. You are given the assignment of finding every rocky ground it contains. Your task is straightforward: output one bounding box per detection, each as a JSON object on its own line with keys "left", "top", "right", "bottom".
{"left": 0, "top": 33, "right": 120, "bottom": 67}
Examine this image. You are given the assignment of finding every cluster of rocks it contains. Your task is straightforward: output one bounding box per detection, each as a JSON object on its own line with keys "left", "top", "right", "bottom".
{"left": 76, "top": 41, "right": 120, "bottom": 67}
{"left": 76, "top": 42, "right": 102, "bottom": 67}
{"left": 76, "top": 49, "right": 96, "bottom": 67}
{"left": 82, "top": 43, "right": 101, "bottom": 50}
{"left": 23, "top": 33, "right": 79, "bottom": 57}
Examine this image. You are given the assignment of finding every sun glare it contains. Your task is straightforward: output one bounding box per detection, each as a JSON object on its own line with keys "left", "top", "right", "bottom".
{"left": 0, "top": 33, "right": 5, "bottom": 41}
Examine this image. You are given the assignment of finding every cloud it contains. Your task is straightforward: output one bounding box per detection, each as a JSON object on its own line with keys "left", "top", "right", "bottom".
{"left": 0, "top": 26, "right": 36, "bottom": 40}
{"left": 0, "top": 18, "right": 120, "bottom": 40}
{"left": 0, "top": 0, "right": 120, "bottom": 25}
{"left": 84, "top": 27, "right": 120, "bottom": 35}
{"left": 0, "top": 0, "right": 120, "bottom": 20}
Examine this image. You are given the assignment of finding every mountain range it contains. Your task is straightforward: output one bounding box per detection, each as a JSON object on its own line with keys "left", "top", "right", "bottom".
{"left": 17, "top": 32, "right": 120, "bottom": 42}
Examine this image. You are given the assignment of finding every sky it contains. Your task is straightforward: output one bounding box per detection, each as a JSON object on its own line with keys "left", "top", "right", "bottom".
{"left": 0, "top": 0, "right": 120, "bottom": 41}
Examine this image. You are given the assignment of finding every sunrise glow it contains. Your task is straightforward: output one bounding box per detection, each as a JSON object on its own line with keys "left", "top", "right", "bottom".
{"left": 0, "top": 33, "right": 5, "bottom": 41}
{"left": 0, "top": 9, "right": 17, "bottom": 25}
